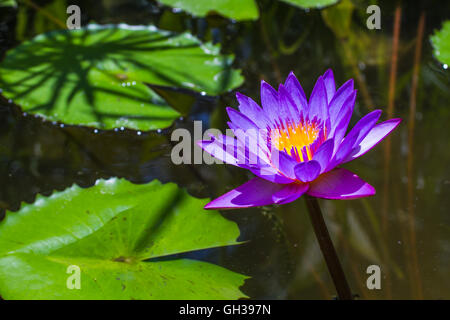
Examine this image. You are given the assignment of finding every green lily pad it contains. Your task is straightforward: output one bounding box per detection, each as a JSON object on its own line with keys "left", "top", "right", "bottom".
{"left": 159, "top": 0, "right": 259, "bottom": 20}
{"left": 280, "top": 0, "right": 339, "bottom": 9}
{"left": 0, "top": 178, "right": 248, "bottom": 300}
{"left": 431, "top": 20, "right": 450, "bottom": 65}
{"left": 0, "top": 24, "right": 244, "bottom": 130}
{"left": 158, "top": 0, "right": 338, "bottom": 21}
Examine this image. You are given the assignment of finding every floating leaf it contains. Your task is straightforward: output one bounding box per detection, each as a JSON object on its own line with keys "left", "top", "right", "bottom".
{"left": 0, "top": 24, "right": 243, "bottom": 130}
{"left": 0, "top": 178, "right": 248, "bottom": 299}
{"left": 279, "top": 0, "right": 339, "bottom": 9}
{"left": 431, "top": 20, "right": 450, "bottom": 65}
{"left": 157, "top": 0, "right": 338, "bottom": 21}
{"left": 159, "top": 0, "right": 259, "bottom": 20}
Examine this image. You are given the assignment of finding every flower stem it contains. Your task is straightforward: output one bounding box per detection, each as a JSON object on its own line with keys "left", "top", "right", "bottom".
{"left": 305, "top": 195, "right": 353, "bottom": 300}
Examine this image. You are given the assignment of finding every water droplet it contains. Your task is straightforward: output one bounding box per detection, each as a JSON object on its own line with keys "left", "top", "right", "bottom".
{"left": 114, "top": 128, "right": 119, "bottom": 132}
{"left": 200, "top": 91, "right": 206, "bottom": 96}
{"left": 93, "top": 129, "right": 99, "bottom": 134}
{"left": 137, "top": 131, "right": 142, "bottom": 136}
{"left": 157, "top": 129, "right": 162, "bottom": 133}
{"left": 443, "top": 64, "right": 448, "bottom": 70}
{"left": 60, "top": 124, "right": 65, "bottom": 128}
{"left": 120, "top": 126, "right": 125, "bottom": 131}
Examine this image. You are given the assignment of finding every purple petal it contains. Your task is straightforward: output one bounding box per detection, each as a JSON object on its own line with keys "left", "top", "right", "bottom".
{"left": 199, "top": 134, "right": 267, "bottom": 169}
{"left": 294, "top": 160, "right": 321, "bottom": 182}
{"left": 204, "top": 177, "right": 309, "bottom": 209}
{"left": 307, "top": 168, "right": 375, "bottom": 200}
{"left": 249, "top": 163, "right": 294, "bottom": 184}
{"left": 284, "top": 71, "right": 308, "bottom": 113}
{"left": 312, "top": 139, "right": 334, "bottom": 173}
{"left": 199, "top": 134, "right": 291, "bottom": 184}
{"left": 333, "top": 109, "right": 382, "bottom": 163}
{"left": 274, "top": 150, "right": 298, "bottom": 180}
{"left": 227, "top": 121, "right": 270, "bottom": 157}
{"left": 278, "top": 84, "right": 301, "bottom": 124}
{"left": 326, "top": 133, "right": 358, "bottom": 171}
{"left": 197, "top": 136, "right": 239, "bottom": 166}
{"left": 308, "top": 76, "right": 328, "bottom": 122}
{"left": 328, "top": 79, "right": 354, "bottom": 126}
{"left": 260, "top": 80, "right": 279, "bottom": 122}
{"left": 323, "top": 69, "right": 336, "bottom": 104}
{"left": 236, "top": 92, "right": 270, "bottom": 129}
{"left": 342, "top": 118, "right": 402, "bottom": 163}
{"left": 329, "top": 90, "right": 356, "bottom": 148}
{"left": 226, "top": 107, "right": 259, "bottom": 131}
{"left": 200, "top": 136, "right": 291, "bottom": 185}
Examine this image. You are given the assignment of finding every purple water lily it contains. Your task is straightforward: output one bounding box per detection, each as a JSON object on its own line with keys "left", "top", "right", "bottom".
{"left": 198, "top": 70, "right": 401, "bottom": 209}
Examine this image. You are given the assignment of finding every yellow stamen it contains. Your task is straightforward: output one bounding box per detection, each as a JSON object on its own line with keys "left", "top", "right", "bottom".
{"left": 270, "top": 121, "right": 319, "bottom": 162}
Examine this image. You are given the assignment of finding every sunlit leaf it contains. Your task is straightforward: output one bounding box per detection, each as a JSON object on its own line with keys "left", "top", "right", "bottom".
{"left": 158, "top": 0, "right": 259, "bottom": 20}
{"left": 0, "top": 24, "right": 244, "bottom": 130}
{"left": 0, "top": 178, "right": 248, "bottom": 299}
{"left": 157, "top": 0, "right": 338, "bottom": 21}
{"left": 431, "top": 20, "right": 450, "bottom": 65}
{"left": 281, "top": 0, "right": 339, "bottom": 9}
{"left": 0, "top": 0, "right": 17, "bottom": 7}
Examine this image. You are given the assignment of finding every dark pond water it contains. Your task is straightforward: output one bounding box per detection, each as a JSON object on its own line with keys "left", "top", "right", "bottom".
{"left": 0, "top": 0, "right": 449, "bottom": 299}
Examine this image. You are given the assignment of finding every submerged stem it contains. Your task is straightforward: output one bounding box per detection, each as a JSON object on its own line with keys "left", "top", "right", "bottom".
{"left": 304, "top": 196, "right": 353, "bottom": 300}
